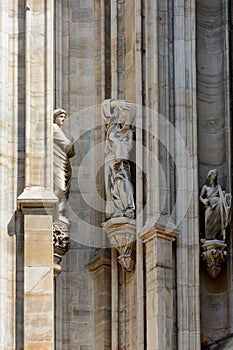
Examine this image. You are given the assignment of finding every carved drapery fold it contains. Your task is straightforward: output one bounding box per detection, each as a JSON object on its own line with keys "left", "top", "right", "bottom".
{"left": 200, "top": 169, "right": 231, "bottom": 278}
{"left": 102, "top": 99, "right": 136, "bottom": 271}
{"left": 53, "top": 108, "right": 75, "bottom": 277}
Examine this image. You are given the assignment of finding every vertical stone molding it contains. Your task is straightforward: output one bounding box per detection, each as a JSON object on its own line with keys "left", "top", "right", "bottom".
{"left": 18, "top": 193, "right": 57, "bottom": 350}
{"left": 17, "top": 0, "right": 56, "bottom": 348}
{"left": 173, "top": 1, "right": 201, "bottom": 348}
{"left": 87, "top": 253, "right": 111, "bottom": 350}
{"left": 140, "top": 225, "right": 179, "bottom": 350}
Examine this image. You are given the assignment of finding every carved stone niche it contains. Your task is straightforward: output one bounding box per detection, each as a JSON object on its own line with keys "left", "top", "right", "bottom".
{"left": 102, "top": 217, "right": 136, "bottom": 272}
{"left": 201, "top": 239, "right": 227, "bottom": 278}
{"left": 53, "top": 219, "right": 71, "bottom": 278}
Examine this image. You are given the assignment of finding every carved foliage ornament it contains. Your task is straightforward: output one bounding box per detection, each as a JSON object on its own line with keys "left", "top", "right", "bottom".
{"left": 201, "top": 240, "right": 227, "bottom": 278}
{"left": 53, "top": 221, "right": 71, "bottom": 278}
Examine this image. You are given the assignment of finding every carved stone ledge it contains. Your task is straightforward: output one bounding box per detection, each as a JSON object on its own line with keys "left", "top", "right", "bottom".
{"left": 102, "top": 217, "right": 136, "bottom": 272}
{"left": 53, "top": 219, "right": 71, "bottom": 278}
{"left": 201, "top": 239, "right": 227, "bottom": 278}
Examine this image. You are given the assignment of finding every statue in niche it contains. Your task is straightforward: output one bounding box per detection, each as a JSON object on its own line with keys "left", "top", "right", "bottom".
{"left": 200, "top": 169, "right": 231, "bottom": 241}
{"left": 53, "top": 108, "right": 75, "bottom": 222}
{"left": 102, "top": 99, "right": 135, "bottom": 220}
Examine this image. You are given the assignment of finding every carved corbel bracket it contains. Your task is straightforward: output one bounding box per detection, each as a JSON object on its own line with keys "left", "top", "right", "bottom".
{"left": 53, "top": 219, "right": 71, "bottom": 278}
{"left": 201, "top": 239, "right": 227, "bottom": 278}
{"left": 102, "top": 217, "right": 136, "bottom": 272}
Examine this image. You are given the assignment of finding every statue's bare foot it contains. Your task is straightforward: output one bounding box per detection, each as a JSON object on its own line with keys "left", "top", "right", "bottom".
{"left": 125, "top": 209, "right": 134, "bottom": 219}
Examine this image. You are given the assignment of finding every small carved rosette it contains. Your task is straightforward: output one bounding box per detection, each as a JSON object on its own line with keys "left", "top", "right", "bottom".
{"left": 102, "top": 100, "right": 136, "bottom": 271}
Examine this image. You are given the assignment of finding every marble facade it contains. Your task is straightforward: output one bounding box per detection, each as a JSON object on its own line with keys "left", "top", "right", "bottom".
{"left": 0, "top": 0, "right": 233, "bottom": 349}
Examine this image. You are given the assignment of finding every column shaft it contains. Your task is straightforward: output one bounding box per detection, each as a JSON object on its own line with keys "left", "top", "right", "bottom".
{"left": 140, "top": 226, "right": 179, "bottom": 350}
{"left": 17, "top": 1, "right": 56, "bottom": 349}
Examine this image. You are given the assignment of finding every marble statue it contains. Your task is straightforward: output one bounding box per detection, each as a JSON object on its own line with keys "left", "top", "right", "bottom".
{"left": 53, "top": 108, "right": 75, "bottom": 221}
{"left": 53, "top": 108, "right": 75, "bottom": 277}
{"left": 102, "top": 99, "right": 135, "bottom": 220}
{"left": 200, "top": 169, "right": 231, "bottom": 241}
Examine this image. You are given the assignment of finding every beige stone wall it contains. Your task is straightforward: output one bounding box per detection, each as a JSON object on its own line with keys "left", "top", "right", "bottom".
{"left": 56, "top": 245, "right": 95, "bottom": 350}
{"left": 0, "top": 1, "right": 22, "bottom": 348}
{"left": 2, "top": 0, "right": 230, "bottom": 348}
{"left": 54, "top": 1, "right": 103, "bottom": 348}
{"left": 197, "top": 0, "right": 232, "bottom": 345}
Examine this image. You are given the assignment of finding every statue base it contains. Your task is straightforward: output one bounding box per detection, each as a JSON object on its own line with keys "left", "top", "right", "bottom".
{"left": 102, "top": 217, "right": 136, "bottom": 272}
{"left": 53, "top": 217, "right": 71, "bottom": 278}
{"left": 201, "top": 239, "right": 227, "bottom": 278}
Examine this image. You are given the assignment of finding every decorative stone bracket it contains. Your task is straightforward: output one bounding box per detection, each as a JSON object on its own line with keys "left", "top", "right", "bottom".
{"left": 201, "top": 239, "right": 227, "bottom": 278}
{"left": 53, "top": 219, "right": 71, "bottom": 278}
{"left": 102, "top": 217, "right": 136, "bottom": 272}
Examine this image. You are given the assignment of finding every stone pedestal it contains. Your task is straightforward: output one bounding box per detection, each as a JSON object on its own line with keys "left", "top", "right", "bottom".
{"left": 87, "top": 252, "right": 111, "bottom": 350}
{"left": 102, "top": 217, "right": 136, "bottom": 272}
{"left": 201, "top": 239, "right": 227, "bottom": 278}
{"left": 18, "top": 188, "right": 57, "bottom": 350}
{"left": 53, "top": 218, "right": 71, "bottom": 278}
{"left": 140, "top": 225, "right": 179, "bottom": 350}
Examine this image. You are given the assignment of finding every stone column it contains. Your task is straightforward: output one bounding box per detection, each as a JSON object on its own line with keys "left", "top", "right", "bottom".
{"left": 17, "top": 0, "right": 57, "bottom": 348}
{"left": 18, "top": 201, "right": 56, "bottom": 350}
{"left": 173, "top": 0, "right": 201, "bottom": 348}
{"left": 140, "top": 225, "right": 179, "bottom": 350}
{"left": 87, "top": 252, "right": 111, "bottom": 350}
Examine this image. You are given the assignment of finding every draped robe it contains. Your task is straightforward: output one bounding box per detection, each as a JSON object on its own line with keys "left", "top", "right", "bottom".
{"left": 202, "top": 185, "right": 231, "bottom": 240}
{"left": 53, "top": 123, "right": 75, "bottom": 216}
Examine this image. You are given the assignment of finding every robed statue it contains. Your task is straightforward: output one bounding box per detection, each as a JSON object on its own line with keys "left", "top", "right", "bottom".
{"left": 200, "top": 169, "right": 231, "bottom": 241}
{"left": 53, "top": 108, "right": 75, "bottom": 221}
{"left": 102, "top": 99, "right": 135, "bottom": 220}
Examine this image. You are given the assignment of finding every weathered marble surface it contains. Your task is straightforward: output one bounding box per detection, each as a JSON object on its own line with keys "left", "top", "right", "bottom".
{"left": 200, "top": 170, "right": 231, "bottom": 241}
{"left": 102, "top": 99, "right": 135, "bottom": 220}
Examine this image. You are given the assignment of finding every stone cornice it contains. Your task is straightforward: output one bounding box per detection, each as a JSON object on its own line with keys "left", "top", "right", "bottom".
{"left": 140, "top": 224, "right": 180, "bottom": 243}
{"left": 87, "top": 253, "right": 111, "bottom": 274}
{"left": 17, "top": 186, "right": 58, "bottom": 218}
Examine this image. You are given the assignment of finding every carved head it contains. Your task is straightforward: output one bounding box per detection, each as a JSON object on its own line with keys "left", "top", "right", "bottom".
{"left": 206, "top": 169, "right": 218, "bottom": 185}
{"left": 53, "top": 108, "right": 67, "bottom": 127}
